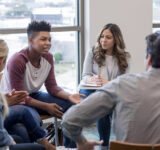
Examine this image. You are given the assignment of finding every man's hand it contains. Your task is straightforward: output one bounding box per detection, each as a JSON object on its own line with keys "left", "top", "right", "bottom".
{"left": 6, "top": 89, "right": 28, "bottom": 106}
{"left": 46, "top": 103, "right": 63, "bottom": 119}
{"left": 68, "top": 94, "right": 86, "bottom": 104}
{"left": 77, "top": 139, "right": 103, "bottom": 150}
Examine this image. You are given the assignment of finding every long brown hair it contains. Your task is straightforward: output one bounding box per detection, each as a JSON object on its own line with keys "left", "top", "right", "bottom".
{"left": 93, "top": 23, "right": 130, "bottom": 74}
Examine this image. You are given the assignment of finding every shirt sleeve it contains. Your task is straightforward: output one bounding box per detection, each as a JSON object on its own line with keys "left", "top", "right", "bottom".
{"left": 6, "top": 52, "right": 34, "bottom": 104}
{"left": 0, "top": 104, "right": 13, "bottom": 147}
{"left": 7, "top": 53, "right": 26, "bottom": 91}
{"left": 82, "top": 49, "right": 95, "bottom": 82}
{"left": 62, "top": 79, "right": 119, "bottom": 142}
{"left": 45, "top": 54, "right": 63, "bottom": 96}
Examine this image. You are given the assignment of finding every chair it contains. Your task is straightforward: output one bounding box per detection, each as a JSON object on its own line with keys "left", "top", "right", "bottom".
{"left": 109, "top": 141, "right": 159, "bottom": 150}
{"left": 154, "top": 144, "right": 160, "bottom": 150}
{"left": 40, "top": 115, "right": 59, "bottom": 147}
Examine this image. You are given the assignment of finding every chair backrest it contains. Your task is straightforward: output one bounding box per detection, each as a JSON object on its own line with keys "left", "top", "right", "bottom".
{"left": 109, "top": 141, "right": 153, "bottom": 150}
{"left": 40, "top": 114, "right": 52, "bottom": 120}
{"left": 154, "top": 144, "right": 160, "bottom": 150}
{"left": 40, "top": 115, "right": 63, "bottom": 146}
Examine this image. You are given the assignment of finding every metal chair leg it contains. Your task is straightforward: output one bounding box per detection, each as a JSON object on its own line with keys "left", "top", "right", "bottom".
{"left": 54, "top": 117, "right": 59, "bottom": 146}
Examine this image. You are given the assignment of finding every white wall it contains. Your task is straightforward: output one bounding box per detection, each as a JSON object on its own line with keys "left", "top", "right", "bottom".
{"left": 84, "top": 0, "right": 152, "bottom": 73}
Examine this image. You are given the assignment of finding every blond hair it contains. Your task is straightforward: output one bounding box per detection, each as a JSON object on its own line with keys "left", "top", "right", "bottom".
{"left": 0, "top": 39, "right": 9, "bottom": 118}
{"left": 0, "top": 39, "right": 9, "bottom": 57}
{"left": 0, "top": 92, "right": 8, "bottom": 119}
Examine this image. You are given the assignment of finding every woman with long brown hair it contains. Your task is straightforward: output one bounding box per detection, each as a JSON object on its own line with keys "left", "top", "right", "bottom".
{"left": 79, "top": 23, "right": 130, "bottom": 150}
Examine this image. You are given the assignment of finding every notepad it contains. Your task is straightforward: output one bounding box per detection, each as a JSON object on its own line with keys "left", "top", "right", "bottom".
{"left": 80, "top": 83, "right": 102, "bottom": 87}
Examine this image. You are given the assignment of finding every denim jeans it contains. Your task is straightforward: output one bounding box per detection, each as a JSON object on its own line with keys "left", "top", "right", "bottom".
{"left": 8, "top": 124, "right": 31, "bottom": 143}
{"left": 9, "top": 143, "right": 45, "bottom": 150}
{"left": 29, "top": 91, "right": 73, "bottom": 114}
{"left": 79, "top": 89, "right": 112, "bottom": 147}
{"left": 11, "top": 135, "right": 23, "bottom": 144}
{"left": 5, "top": 91, "right": 74, "bottom": 147}
{"left": 4, "top": 105, "right": 46, "bottom": 142}
{"left": 10, "top": 135, "right": 46, "bottom": 150}
{"left": 30, "top": 91, "right": 76, "bottom": 148}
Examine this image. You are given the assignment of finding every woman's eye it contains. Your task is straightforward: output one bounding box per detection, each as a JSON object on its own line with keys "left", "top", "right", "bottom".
{"left": 106, "top": 36, "right": 112, "bottom": 39}
{"left": 100, "top": 36, "right": 104, "bottom": 38}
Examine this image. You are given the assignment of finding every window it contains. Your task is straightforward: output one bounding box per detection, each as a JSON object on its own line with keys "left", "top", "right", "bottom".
{"left": 153, "top": 0, "right": 160, "bottom": 32}
{"left": 0, "top": 0, "right": 77, "bottom": 28}
{"left": 0, "top": 0, "right": 84, "bottom": 93}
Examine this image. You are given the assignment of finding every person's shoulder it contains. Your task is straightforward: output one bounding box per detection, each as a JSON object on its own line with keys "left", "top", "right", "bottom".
{"left": 125, "top": 50, "right": 131, "bottom": 57}
{"left": 46, "top": 52, "right": 53, "bottom": 58}
{"left": 85, "top": 48, "right": 94, "bottom": 59}
{"left": 126, "top": 51, "right": 131, "bottom": 61}
{"left": 90, "top": 47, "right": 95, "bottom": 54}
{"left": 116, "top": 72, "right": 145, "bottom": 86}
{"left": 8, "top": 48, "right": 29, "bottom": 67}
{"left": 118, "top": 73, "right": 137, "bottom": 80}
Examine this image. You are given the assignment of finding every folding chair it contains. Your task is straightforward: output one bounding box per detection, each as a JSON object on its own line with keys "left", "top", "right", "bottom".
{"left": 154, "top": 144, "right": 160, "bottom": 150}
{"left": 40, "top": 115, "right": 59, "bottom": 147}
{"left": 109, "top": 141, "right": 154, "bottom": 150}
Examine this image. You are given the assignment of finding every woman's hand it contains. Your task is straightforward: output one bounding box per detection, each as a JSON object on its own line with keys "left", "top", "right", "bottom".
{"left": 5, "top": 89, "right": 28, "bottom": 106}
{"left": 95, "top": 75, "right": 103, "bottom": 86}
{"left": 87, "top": 75, "right": 103, "bottom": 86}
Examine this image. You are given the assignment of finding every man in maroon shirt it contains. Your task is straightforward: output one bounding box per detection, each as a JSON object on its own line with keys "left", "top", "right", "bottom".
{"left": 1, "top": 21, "right": 85, "bottom": 148}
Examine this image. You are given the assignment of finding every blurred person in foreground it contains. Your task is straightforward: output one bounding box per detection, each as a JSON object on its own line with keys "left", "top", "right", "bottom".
{"left": 62, "top": 32, "right": 160, "bottom": 150}
{"left": 0, "top": 39, "right": 47, "bottom": 150}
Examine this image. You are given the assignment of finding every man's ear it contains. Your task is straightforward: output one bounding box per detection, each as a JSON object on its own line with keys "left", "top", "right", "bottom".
{"left": 146, "top": 54, "right": 152, "bottom": 70}
{"left": 29, "top": 37, "right": 33, "bottom": 44}
{"left": 147, "top": 54, "right": 152, "bottom": 66}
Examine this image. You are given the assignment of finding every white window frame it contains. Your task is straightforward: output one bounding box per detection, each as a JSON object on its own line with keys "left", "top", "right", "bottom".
{"left": 0, "top": 0, "right": 84, "bottom": 84}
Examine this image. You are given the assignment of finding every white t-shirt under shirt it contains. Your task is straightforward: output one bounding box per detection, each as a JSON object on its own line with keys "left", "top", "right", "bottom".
{"left": 100, "top": 55, "right": 115, "bottom": 81}
{"left": 82, "top": 49, "right": 120, "bottom": 84}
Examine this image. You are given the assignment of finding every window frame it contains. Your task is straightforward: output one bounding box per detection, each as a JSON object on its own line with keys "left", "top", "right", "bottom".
{"left": 0, "top": 0, "right": 84, "bottom": 85}
{"left": 153, "top": 23, "right": 160, "bottom": 28}
{"left": 153, "top": 0, "right": 160, "bottom": 30}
